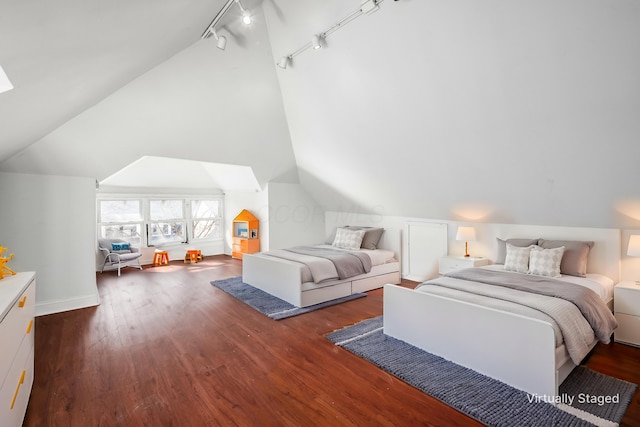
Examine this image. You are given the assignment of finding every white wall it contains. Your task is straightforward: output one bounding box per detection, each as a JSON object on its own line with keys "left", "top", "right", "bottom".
{"left": 265, "top": 0, "right": 640, "bottom": 229}
{"left": 267, "top": 182, "right": 325, "bottom": 249}
{"left": 0, "top": 172, "right": 98, "bottom": 316}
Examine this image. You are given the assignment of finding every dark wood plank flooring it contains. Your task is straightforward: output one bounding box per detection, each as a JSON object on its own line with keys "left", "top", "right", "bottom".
{"left": 24, "top": 255, "right": 640, "bottom": 426}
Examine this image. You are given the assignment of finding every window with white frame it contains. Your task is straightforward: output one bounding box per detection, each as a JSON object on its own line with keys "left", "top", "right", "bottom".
{"left": 191, "top": 199, "right": 222, "bottom": 240}
{"left": 148, "top": 199, "right": 186, "bottom": 246}
{"left": 98, "top": 200, "right": 144, "bottom": 245}
{"left": 98, "top": 196, "right": 223, "bottom": 247}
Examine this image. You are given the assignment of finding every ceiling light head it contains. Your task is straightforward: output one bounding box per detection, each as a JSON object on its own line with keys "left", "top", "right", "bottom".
{"left": 216, "top": 35, "right": 227, "bottom": 50}
{"left": 209, "top": 30, "right": 227, "bottom": 50}
{"left": 242, "top": 10, "right": 252, "bottom": 25}
{"left": 277, "top": 56, "right": 290, "bottom": 69}
{"left": 311, "top": 34, "right": 322, "bottom": 50}
{"left": 235, "top": 0, "right": 252, "bottom": 24}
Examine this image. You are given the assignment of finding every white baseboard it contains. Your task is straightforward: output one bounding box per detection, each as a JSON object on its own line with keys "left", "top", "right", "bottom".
{"left": 35, "top": 293, "right": 100, "bottom": 317}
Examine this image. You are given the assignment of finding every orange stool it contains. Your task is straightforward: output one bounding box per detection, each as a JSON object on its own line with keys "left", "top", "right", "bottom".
{"left": 153, "top": 251, "right": 169, "bottom": 266}
{"left": 184, "top": 249, "right": 202, "bottom": 263}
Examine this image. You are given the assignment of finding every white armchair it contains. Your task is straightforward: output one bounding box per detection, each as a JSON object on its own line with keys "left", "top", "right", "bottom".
{"left": 98, "top": 239, "right": 143, "bottom": 276}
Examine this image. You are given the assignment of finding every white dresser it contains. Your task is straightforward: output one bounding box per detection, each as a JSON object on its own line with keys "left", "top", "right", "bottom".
{"left": 439, "top": 256, "right": 489, "bottom": 275}
{"left": 0, "top": 272, "right": 36, "bottom": 427}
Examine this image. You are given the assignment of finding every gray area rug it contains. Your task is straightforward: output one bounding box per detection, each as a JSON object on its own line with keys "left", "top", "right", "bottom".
{"left": 327, "top": 316, "right": 637, "bottom": 427}
{"left": 211, "top": 276, "right": 366, "bottom": 320}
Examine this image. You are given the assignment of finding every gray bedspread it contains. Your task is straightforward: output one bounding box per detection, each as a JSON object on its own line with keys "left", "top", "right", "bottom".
{"left": 416, "top": 268, "right": 618, "bottom": 364}
{"left": 263, "top": 246, "right": 372, "bottom": 283}
{"left": 445, "top": 268, "right": 617, "bottom": 343}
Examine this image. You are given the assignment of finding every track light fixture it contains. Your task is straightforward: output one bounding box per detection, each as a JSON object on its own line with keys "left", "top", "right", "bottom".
{"left": 212, "top": 30, "right": 227, "bottom": 50}
{"left": 201, "top": 0, "right": 253, "bottom": 46}
{"left": 235, "top": 0, "right": 253, "bottom": 25}
{"left": 276, "top": 0, "right": 388, "bottom": 70}
{"left": 277, "top": 56, "right": 290, "bottom": 69}
{"left": 311, "top": 34, "right": 322, "bottom": 50}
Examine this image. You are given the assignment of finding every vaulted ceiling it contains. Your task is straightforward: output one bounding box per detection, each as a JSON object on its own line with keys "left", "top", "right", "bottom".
{"left": 0, "top": 0, "right": 225, "bottom": 162}
{"left": 0, "top": 0, "right": 297, "bottom": 192}
{"left": 1, "top": 0, "right": 639, "bottom": 228}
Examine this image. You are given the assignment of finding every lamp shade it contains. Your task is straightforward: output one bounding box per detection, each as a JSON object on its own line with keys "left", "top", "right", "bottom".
{"left": 456, "top": 226, "right": 476, "bottom": 242}
{"left": 628, "top": 235, "right": 640, "bottom": 257}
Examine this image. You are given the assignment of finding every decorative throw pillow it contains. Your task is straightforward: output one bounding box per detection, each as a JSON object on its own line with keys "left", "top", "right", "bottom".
{"left": 358, "top": 227, "right": 384, "bottom": 250}
{"left": 528, "top": 246, "right": 565, "bottom": 277}
{"left": 328, "top": 226, "right": 385, "bottom": 249}
{"left": 332, "top": 228, "right": 366, "bottom": 250}
{"left": 503, "top": 243, "right": 534, "bottom": 273}
{"left": 495, "top": 238, "right": 541, "bottom": 264}
{"left": 538, "top": 239, "right": 593, "bottom": 278}
{"left": 111, "top": 242, "right": 131, "bottom": 251}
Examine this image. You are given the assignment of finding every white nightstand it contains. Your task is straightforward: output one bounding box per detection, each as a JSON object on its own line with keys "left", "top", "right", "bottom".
{"left": 439, "top": 256, "right": 489, "bottom": 275}
{"left": 614, "top": 281, "right": 640, "bottom": 347}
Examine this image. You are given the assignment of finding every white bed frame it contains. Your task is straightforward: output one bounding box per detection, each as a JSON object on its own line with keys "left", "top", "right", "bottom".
{"left": 384, "top": 224, "right": 620, "bottom": 398}
{"left": 242, "top": 229, "right": 401, "bottom": 308}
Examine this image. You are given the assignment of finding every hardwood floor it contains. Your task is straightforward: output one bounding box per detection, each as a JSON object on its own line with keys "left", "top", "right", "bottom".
{"left": 24, "top": 255, "right": 640, "bottom": 426}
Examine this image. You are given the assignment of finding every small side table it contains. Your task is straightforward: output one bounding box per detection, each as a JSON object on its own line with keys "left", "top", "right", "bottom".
{"left": 439, "top": 256, "right": 489, "bottom": 275}
{"left": 153, "top": 251, "right": 169, "bottom": 266}
{"left": 614, "top": 281, "right": 640, "bottom": 347}
{"left": 184, "top": 250, "right": 203, "bottom": 263}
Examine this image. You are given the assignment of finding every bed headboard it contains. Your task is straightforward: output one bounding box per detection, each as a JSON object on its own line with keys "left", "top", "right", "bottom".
{"left": 486, "top": 223, "right": 621, "bottom": 282}
{"left": 377, "top": 227, "right": 402, "bottom": 261}
{"left": 324, "top": 223, "right": 402, "bottom": 260}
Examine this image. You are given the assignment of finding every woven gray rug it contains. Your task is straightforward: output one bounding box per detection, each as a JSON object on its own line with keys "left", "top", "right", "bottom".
{"left": 327, "top": 316, "right": 637, "bottom": 427}
{"left": 211, "top": 276, "right": 366, "bottom": 320}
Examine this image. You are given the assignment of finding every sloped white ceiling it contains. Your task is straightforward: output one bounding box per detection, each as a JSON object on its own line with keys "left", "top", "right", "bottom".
{"left": 0, "top": 0, "right": 230, "bottom": 162}
{"left": 264, "top": 0, "right": 640, "bottom": 228}
{"left": 100, "top": 156, "right": 261, "bottom": 192}
{"left": 0, "top": 2, "right": 298, "bottom": 189}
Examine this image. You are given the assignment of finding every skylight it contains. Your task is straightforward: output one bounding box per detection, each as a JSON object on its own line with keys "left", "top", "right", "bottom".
{"left": 0, "top": 65, "right": 14, "bottom": 94}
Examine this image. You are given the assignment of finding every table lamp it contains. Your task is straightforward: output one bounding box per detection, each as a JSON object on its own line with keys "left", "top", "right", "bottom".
{"left": 627, "top": 235, "right": 640, "bottom": 285}
{"left": 456, "top": 226, "right": 476, "bottom": 258}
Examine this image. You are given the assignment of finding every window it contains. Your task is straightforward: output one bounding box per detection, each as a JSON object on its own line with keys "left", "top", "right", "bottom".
{"left": 98, "top": 200, "right": 143, "bottom": 245}
{"left": 191, "top": 200, "right": 222, "bottom": 240}
{"left": 148, "top": 199, "right": 186, "bottom": 246}
{"left": 97, "top": 195, "right": 223, "bottom": 247}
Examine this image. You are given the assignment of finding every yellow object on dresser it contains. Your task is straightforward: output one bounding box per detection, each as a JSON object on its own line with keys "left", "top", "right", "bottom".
{"left": 232, "top": 209, "right": 260, "bottom": 259}
{"left": 0, "top": 272, "right": 36, "bottom": 427}
{"left": 0, "top": 245, "right": 16, "bottom": 279}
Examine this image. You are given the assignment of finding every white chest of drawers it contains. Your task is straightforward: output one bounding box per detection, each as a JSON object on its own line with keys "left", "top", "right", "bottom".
{"left": 439, "top": 256, "right": 489, "bottom": 275}
{"left": 0, "top": 272, "right": 36, "bottom": 427}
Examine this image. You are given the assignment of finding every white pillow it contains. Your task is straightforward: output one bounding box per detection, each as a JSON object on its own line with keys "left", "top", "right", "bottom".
{"left": 504, "top": 243, "right": 533, "bottom": 274}
{"left": 529, "top": 245, "right": 565, "bottom": 277}
{"left": 332, "top": 228, "right": 366, "bottom": 250}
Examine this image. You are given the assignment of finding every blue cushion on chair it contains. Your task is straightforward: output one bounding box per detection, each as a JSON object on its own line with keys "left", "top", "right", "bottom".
{"left": 111, "top": 242, "right": 131, "bottom": 251}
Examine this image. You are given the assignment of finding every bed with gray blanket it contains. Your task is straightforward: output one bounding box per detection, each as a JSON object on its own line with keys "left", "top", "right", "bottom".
{"left": 384, "top": 264, "right": 618, "bottom": 399}
{"left": 242, "top": 231, "right": 401, "bottom": 308}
